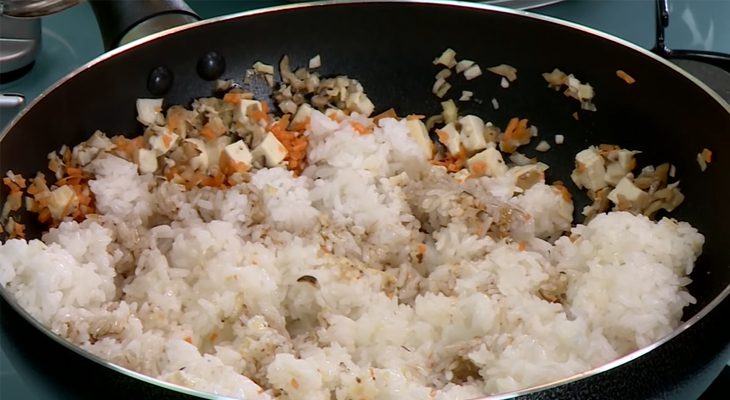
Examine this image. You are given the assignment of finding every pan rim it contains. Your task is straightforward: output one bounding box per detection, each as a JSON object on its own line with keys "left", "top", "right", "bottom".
{"left": 1, "top": 1, "right": 729, "bottom": 399}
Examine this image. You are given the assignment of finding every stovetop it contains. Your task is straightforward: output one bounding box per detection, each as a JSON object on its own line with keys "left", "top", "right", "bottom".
{"left": 1, "top": 1, "right": 729, "bottom": 399}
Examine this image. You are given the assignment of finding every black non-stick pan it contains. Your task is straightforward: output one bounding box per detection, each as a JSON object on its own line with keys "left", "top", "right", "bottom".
{"left": 1, "top": 1, "right": 729, "bottom": 399}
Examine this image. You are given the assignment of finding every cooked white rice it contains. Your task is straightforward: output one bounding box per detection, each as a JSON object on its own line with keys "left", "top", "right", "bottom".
{"left": 0, "top": 109, "right": 703, "bottom": 399}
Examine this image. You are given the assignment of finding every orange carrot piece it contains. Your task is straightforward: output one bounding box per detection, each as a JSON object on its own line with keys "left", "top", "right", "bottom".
{"left": 616, "top": 70, "right": 636, "bottom": 85}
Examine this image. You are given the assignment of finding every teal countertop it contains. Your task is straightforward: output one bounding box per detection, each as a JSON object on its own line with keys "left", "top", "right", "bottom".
{"left": 1, "top": 1, "right": 728, "bottom": 399}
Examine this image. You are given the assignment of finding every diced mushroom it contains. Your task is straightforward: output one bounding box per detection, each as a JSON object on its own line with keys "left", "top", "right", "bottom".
{"left": 608, "top": 176, "right": 649, "bottom": 210}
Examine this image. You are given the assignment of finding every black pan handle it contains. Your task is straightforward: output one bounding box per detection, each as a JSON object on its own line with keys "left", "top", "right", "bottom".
{"left": 90, "top": 0, "right": 200, "bottom": 50}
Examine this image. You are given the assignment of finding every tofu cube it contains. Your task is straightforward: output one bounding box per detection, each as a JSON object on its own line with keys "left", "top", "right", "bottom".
{"left": 148, "top": 130, "right": 179, "bottom": 156}
{"left": 608, "top": 176, "right": 649, "bottom": 207}
{"left": 234, "top": 99, "right": 262, "bottom": 124}
{"left": 604, "top": 161, "right": 628, "bottom": 186}
{"left": 571, "top": 148, "right": 607, "bottom": 191}
{"left": 185, "top": 138, "right": 208, "bottom": 172}
{"left": 136, "top": 148, "right": 158, "bottom": 174}
{"left": 436, "top": 122, "right": 461, "bottom": 156}
{"left": 48, "top": 185, "right": 78, "bottom": 220}
{"left": 222, "top": 140, "right": 253, "bottom": 168}
{"left": 468, "top": 147, "right": 507, "bottom": 177}
{"left": 459, "top": 115, "right": 487, "bottom": 153}
{"left": 253, "top": 132, "right": 287, "bottom": 167}
{"left": 136, "top": 98, "right": 163, "bottom": 126}
{"left": 406, "top": 119, "right": 433, "bottom": 158}
{"left": 291, "top": 104, "right": 313, "bottom": 127}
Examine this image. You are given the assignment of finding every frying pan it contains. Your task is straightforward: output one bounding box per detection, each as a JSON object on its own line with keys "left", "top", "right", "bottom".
{"left": 1, "top": 1, "right": 729, "bottom": 399}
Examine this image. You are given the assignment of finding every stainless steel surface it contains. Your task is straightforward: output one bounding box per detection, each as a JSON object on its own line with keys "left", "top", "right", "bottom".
{"left": 119, "top": 12, "right": 201, "bottom": 47}
{"left": 0, "top": 93, "right": 24, "bottom": 108}
{"left": 0, "top": 15, "right": 40, "bottom": 73}
{"left": 483, "top": 0, "right": 564, "bottom": 10}
{"left": 1, "top": 0, "right": 80, "bottom": 17}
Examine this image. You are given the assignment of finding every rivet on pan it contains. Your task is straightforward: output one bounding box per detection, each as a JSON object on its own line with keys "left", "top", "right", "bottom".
{"left": 197, "top": 51, "right": 226, "bottom": 81}
{"left": 147, "top": 66, "right": 173, "bottom": 96}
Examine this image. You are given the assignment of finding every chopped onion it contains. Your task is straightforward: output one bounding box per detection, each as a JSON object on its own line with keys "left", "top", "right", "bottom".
{"left": 459, "top": 91, "right": 473, "bottom": 101}
{"left": 309, "top": 54, "right": 321, "bottom": 69}
{"left": 455, "top": 59, "right": 475, "bottom": 74}
{"left": 487, "top": 64, "right": 517, "bottom": 82}
{"left": 435, "top": 69, "right": 452, "bottom": 80}
{"left": 500, "top": 77, "right": 509, "bottom": 88}
{"left": 253, "top": 61, "right": 274, "bottom": 75}
{"left": 555, "top": 134, "right": 565, "bottom": 144}
{"left": 441, "top": 100, "right": 458, "bottom": 124}
{"left": 433, "top": 48, "right": 457, "bottom": 68}
{"left": 535, "top": 140, "right": 551, "bottom": 152}
{"left": 435, "top": 82, "right": 452, "bottom": 98}
{"left": 491, "top": 98, "right": 499, "bottom": 110}
{"left": 463, "top": 64, "right": 482, "bottom": 80}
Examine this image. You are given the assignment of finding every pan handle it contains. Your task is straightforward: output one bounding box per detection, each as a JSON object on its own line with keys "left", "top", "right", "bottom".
{"left": 89, "top": 0, "right": 200, "bottom": 50}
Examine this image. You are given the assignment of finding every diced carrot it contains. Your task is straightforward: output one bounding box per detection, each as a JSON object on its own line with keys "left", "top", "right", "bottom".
{"left": 200, "top": 126, "right": 217, "bottom": 140}
{"left": 208, "top": 332, "right": 218, "bottom": 342}
{"left": 351, "top": 122, "right": 371, "bottom": 135}
{"left": 575, "top": 161, "right": 586, "bottom": 173}
{"left": 290, "top": 378, "right": 300, "bottom": 390}
{"left": 184, "top": 336, "right": 192, "bottom": 344}
{"left": 518, "top": 241, "right": 527, "bottom": 252}
{"left": 223, "top": 92, "right": 242, "bottom": 104}
{"left": 406, "top": 114, "right": 425, "bottom": 121}
{"left": 702, "top": 148, "right": 712, "bottom": 163}
{"left": 37, "top": 208, "right": 51, "bottom": 223}
{"left": 616, "top": 70, "right": 636, "bottom": 85}
{"left": 417, "top": 243, "right": 427, "bottom": 255}
{"left": 66, "top": 167, "right": 82, "bottom": 177}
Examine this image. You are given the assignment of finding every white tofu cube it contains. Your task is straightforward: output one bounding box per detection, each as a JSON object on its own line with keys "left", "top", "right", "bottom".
{"left": 406, "top": 119, "right": 433, "bottom": 158}
{"left": 48, "top": 185, "right": 78, "bottom": 220}
{"left": 136, "top": 98, "right": 163, "bottom": 126}
{"left": 223, "top": 140, "right": 253, "bottom": 168}
{"left": 608, "top": 176, "right": 649, "bottom": 207}
{"left": 605, "top": 161, "right": 628, "bottom": 186}
{"left": 253, "top": 132, "right": 287, "bottom": 167}
{"left": 291, "top": 103, "right": 312, "bottom": 127}
{"left": 468, "top": 147, "right": 507, "bottom": 177}
{"left": 234, "top": 99, "right": 262, "bottom": 124}
{"left": 459, "top": 115, "right": 487, "bottom": 153}
{"left": 436, "top": 123, "right": 461, "bottom": 156}
{"left": 136, "top": 148, "right": 158, "bottom": 174}
{"left": 571, "top": 148, "right": 607, "bottom": 191}
{"left": 185, "top": 138, "right": 208, "bottom": 171}
{"left": 148, "top": 130, "right": 179, "bottom": 156}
